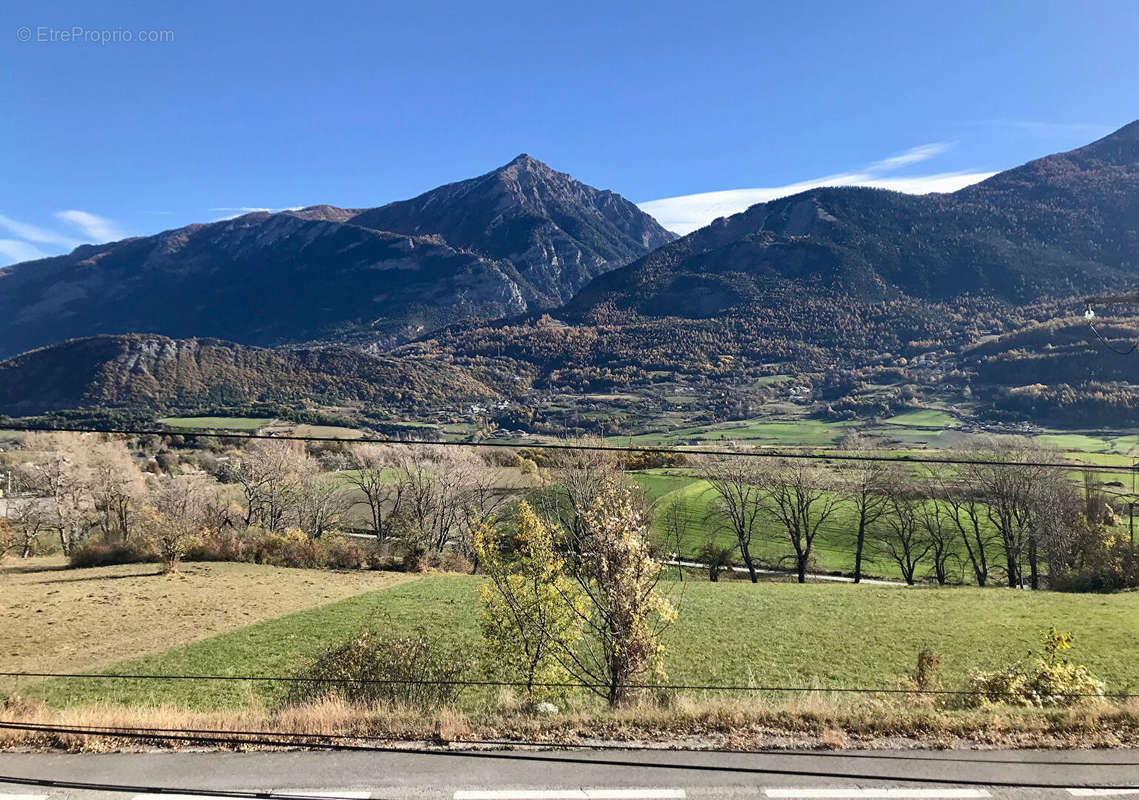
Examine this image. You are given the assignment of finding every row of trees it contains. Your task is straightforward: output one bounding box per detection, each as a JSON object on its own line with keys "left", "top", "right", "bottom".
{"left": 697, "top": 436, "right": 1129, "bottom": 588}
{"left": 1, "top": 434, "right": 508, "bottom": 569}
{"left": 3, "top": 432, "right": 1131, "bottom": 590}
{"left": 1, "top": 433, "right": 236, "bottom": 568}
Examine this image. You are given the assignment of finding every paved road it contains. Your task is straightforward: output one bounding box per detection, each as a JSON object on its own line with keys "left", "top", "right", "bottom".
{"left": 2, "top": 748, "right": 1138, "bottom": 800}
{"left": 663, "top": 560, "right": 903, "bottom": 586}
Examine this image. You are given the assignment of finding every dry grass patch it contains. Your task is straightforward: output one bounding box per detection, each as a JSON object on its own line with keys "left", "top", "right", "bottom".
{"left": 0, "top": 556, "right": 415, "bottom": 677}
{"left": 2, "top": 694, "right": 1138, "bottom": 752}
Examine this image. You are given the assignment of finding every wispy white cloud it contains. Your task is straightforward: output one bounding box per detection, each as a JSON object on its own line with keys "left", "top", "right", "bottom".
{"left": 209, "top": 206, "right": 301, "bottom": 221}
{"left": 0, "top": 239, "right": 50, "bottom": 264}
{"left": 639, "top": 170, "right": 995, "bottom": 235}
{"left": 0, "top": 210, "right": 128, "bottom": 266}
{"left": 866, "top": 142, "right": 951, "bottom": 172}
{"left": 0, "top": 213, "right": 78, "bottom": 248}
{"left": 638, "top": 140, "right": 996, "bottom": 235}
{"left": 56, "top": 209, "right": 125, "bottom": 242}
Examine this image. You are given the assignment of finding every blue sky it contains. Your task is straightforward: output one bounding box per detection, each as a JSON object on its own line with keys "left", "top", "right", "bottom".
{"left": 1, "top": 0, "right": 1137, "bottom": 261}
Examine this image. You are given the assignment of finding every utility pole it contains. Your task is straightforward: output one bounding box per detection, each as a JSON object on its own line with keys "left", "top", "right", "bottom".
{"left": 1129, "top": 501, "right": 1135, "bottom": 549}
{"left": 1083, "top": 293, "right": 1139, "bottom": 355}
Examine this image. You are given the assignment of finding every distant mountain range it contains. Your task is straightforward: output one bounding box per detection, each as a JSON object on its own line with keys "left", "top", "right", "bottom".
{"left": 3, "top": 121, "right": 1139, "bottom": 423}
{"left": 0, "top": 155, "right": 675, "bottom": 359}
{"left": 564, "top": 120, "right": 1139, "bottom": 322}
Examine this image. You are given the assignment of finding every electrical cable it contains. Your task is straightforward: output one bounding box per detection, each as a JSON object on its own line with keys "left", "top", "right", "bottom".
{"left": 0, "top": 424, "right": 1129, "bottom": 473}
{"left": 0, "top": 725, "right": 1137, "bottom": 790}
{"left": 5, "top": 719, "right": 1139, "bottom": 766}
{"left": 1, "top": 672, "right": 1131, "bottom": 699}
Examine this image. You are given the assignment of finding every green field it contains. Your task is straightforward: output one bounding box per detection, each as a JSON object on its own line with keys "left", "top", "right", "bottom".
{"left": 605, "top": 408, "right": 1139, "bottom": 472}
{"left": 633, "top": 470, "right": 701, "bottom": 504}
{"left": 881, "top": 409, "right": 959, "bottom": 428}
{"left": 614, "top": 418, "right": 857, "bottom": 448}
{"left": 158, "top": 416, "right": 274, "bottom": 431}
{"left": 1039, "top": 432, "right": 1139, "bottom": 456}
{"left": 635, "top": 474, "right": 991, "bottom": 581}
{"left": 30, "top": 575, "right": 1139, "bottom": 710}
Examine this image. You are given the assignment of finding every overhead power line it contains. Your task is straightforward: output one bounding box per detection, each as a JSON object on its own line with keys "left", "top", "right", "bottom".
{"left": 1, "top": 670, "right": 1131, "bottom": 698}
{"left": 1, "top": 724, "right": 1137, "bottom": 790}
{"left": 1083, "top": 293, "right": 1139, "bottom": 354}
{"left": 7, "top": 719, "right": 1138, "bottom": 766}
{"left": 0, "top": 773, "right": 398, "bottom": 800}
{"left": 1, "top": 424, "right": 1132, "bottom": 473}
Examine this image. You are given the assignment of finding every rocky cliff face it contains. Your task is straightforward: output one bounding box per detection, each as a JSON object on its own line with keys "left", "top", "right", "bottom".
{"left": 0, "top": 334, "right": 498, "bottom": 415}
{"left": 348, "top": 154, "right": 677, "bottom": 306}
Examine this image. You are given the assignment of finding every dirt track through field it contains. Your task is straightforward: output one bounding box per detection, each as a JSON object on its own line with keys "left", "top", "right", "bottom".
{"left": 0, "top": 557, "right": 414, "bottom": 676}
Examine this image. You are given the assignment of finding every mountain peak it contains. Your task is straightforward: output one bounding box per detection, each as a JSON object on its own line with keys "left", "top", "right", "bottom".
{"left": 1069, "top": 118, "right": 1139, "bottom": 165}
{"left": 1095, "top": 118, "right": 1139, "bottom": 143}
{"left": 284, "top": 204, "right": 358, "bottom": 223}
{"left": 346, "top": 156, "right": 676, "bottom": 310}
{"left": 499, "top": 153, "right": 553, "bottom": 173}
{"left": 0, "top": 154, "right": 678, "bottom": 359}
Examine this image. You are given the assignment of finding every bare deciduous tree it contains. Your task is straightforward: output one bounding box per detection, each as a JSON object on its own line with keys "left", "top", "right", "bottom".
{"left": 6, "top": 497, "right": 53, "bottom": 558}
{"left": 150, "top": 471, "right": 211, "bottom": 572}
{"left": 660, "top": 494, "right": 690, "bottom": 580}
{"left": 0, "top": 518, "right": 15, "bottom": 561}
{"left": 295, "top": 474, "right": 352, "bottom": 538}
{"left": 344, "top": 444, "right": 405, "bottom": 540}
{"left": 89, "top": 437, "right": 146, "bottom": 543}
{"left": 699, "top": 455, "right": 766, "bottom": 582}
{"left": 225, "top": 440, "right": 309, "bottom": 531}
{"left": 875, "top": 483, "right": 932, "bottom": 585}
{"left": 15, "top": 433, "right": 98, "bottom": 555}
{"left": 838, "top": 437, "right": 890, "bottom": 583}
{"left": 1033, "top": 470, "right": 1086, "bottom": 579}
{"left": 391, "top": 447, "right": 505, "bottom": 556}
{"left": 758, "top": 460, "right": 841, "bottom": 583}
{"left": 918, "top": 495, "right": 957, "bottom": 585}
{"left": 926, "top": 464, "right": 995, "bottom": 587}
{"left": 961, "top": 438, "right": 1049, "bottom": 588}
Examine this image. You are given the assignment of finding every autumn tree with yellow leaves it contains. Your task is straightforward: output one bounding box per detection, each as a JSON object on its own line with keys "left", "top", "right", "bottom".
{"left": 475, "top": 500, "right": 583, "bottom": 702}
{"left": 477, "top": 483, "right": 676, "bottom": 708}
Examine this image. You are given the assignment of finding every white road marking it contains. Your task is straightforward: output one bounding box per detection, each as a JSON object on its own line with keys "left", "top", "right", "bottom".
{"left": 132, "top": 793, "right": 372, "bottom": 800}
{"left": 763, "top": 790, "right": 990, "bottom": 799}
{"left": 133, "top": 794, "right": 371, "bottom": 800}
{"left": 0, "top": 794, "right": 48, "bottom": 800}
{"left": 1068, "top": 791, "right": 1139, "bottom": 797}
{"left": 453, "top": 793, "right": 684, "bottom": 800}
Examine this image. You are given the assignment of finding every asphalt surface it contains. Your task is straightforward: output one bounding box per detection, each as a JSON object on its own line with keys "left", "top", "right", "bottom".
{"left": 2, "top": 748, "right": 1139, "bottom": 800}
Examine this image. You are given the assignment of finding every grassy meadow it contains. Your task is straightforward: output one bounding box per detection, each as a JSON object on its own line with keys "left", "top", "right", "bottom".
{"left": 19, "top": 573, "right": 1139, "bottom": 711}
{"left": 158, "top": 416, "right": 274, "bottom": 431}
{"left": 632, "top": 471, "right": 996, "bottom": 582}
{"left": 0, "top": 557, "right": 412, "bottom": 678}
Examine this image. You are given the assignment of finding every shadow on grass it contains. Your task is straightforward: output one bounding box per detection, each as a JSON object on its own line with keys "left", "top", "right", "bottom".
{"left": 28, "top": 568, "right": 166, "bottom": 584}
{"left": 0, "top": 561, "right": 71, "bottom": 576}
